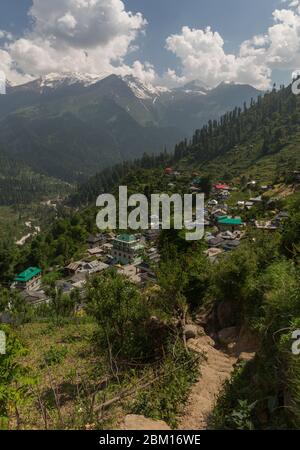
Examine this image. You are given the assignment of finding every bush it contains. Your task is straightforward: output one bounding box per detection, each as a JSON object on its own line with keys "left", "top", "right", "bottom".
{"left": 42, "top": 345, "right": 68, "bottom": 367}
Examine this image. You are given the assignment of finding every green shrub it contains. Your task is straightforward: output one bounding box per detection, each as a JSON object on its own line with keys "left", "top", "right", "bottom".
{"left": 42, "top": 345, "right": 68, "bottom": 367}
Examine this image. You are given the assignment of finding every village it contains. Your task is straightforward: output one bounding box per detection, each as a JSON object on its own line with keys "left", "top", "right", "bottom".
{"left": 9, "top": 167, "right": 299, "bottom": 309}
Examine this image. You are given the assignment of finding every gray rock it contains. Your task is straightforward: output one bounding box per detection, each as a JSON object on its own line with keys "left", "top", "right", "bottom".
{"left": 184, "top": 324, "right": 199, "bottom": 340}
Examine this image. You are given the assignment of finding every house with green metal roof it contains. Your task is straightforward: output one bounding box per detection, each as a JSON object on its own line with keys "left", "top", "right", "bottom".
{"left": 14, "top": 267, "right": 42, "bottom": 291}
{"left": 112, "top": 234, "right": 144, "bottom": 265}
{"left": 217, "top": 216, "right": 243, "bottom": 231}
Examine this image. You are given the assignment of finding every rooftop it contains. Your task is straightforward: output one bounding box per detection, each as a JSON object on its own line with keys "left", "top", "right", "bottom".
{"left": 218, "top": 216, "right": 243, "bottom": 226}
{"left": 15, "top": 267, "right": 41, "bottom": 282}
{"left": 116, "top": 234, "right": 138, "bottom": 243}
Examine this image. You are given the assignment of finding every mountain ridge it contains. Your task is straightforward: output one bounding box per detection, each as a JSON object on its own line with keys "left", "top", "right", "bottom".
{"left": 0, "top": 73, "right": 262, "bottom": 182}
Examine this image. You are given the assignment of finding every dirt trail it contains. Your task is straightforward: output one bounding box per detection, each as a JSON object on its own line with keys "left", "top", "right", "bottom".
{"left": 178, "top": 334, "right": 237, "bottom": 430}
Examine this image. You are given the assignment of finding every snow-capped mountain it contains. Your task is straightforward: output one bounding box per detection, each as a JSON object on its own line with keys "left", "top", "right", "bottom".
{"left": 39, "top": 72, "right": 106, "bottom": 89}
{"left": 0, "top": 72, "right": 261, "bottom": 181}
{"left": 10, "top": 71, "right": 170, "bottom": 98}
{"left": 9, "top": 71, "right": 107, "bottom": 94}
{"left": 122, "top": 75, "right": 170, "bottom": 100}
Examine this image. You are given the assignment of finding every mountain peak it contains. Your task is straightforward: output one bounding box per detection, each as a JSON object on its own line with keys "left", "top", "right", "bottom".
{"left": 39, "top": 72, "right": 106, "bottom": 89}
{"left": 122, "top": 75, "right": 170, "bottom": 99}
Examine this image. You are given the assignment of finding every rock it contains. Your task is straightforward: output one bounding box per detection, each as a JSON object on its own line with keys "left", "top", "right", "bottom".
{"left": 184, "top": 324, "right": 199, "bottom": 340}
{"left": 218, "top": 327, "right": 239, "bottom": 345}
{"left": 187, "top": 334, "right": 216, "bottom": 353}
{"left": 237, "top": 352, "right": 256, "bottom": 363}
{"left": 123, "top": 415, "right": 171, "bottom": 430}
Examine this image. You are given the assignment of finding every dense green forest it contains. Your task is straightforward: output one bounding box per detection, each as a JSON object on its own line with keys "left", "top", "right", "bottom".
{"left": 0, "top": 151, "right": 70, "bottom": 206}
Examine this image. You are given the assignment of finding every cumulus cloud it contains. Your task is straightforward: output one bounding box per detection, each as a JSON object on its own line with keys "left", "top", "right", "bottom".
{"left": 164, "top": 4, "right": 300, "bottom": 89}
{"left": 0, "top": 0, "right": 153, "bottom": 84}
{"left": 1, "top": 0, "right": 300, "bottom": 88}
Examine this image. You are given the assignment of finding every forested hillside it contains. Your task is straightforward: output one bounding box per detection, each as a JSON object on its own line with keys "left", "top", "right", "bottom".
{"left": 73, "top": 84, "right": 300, "bottom": 204}
{"left": 0, "top": 152, "right": 70, "bottom": 206}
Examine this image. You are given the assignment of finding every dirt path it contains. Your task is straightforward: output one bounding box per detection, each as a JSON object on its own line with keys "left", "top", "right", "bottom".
{"left": 178, "top": 334, "right": 237, "bottom": 430}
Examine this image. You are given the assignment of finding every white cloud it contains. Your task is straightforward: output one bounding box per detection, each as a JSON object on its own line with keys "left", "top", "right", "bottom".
{"left": 164, "top": 4, "right": 300, "bottom": 89}
{"left": 1, "top": 1, "right": 300, "bottom": 88}
{"left": 164, "top": 26, "right": 271, "bottom": 89}
{"left": 0, "top": 0, "right": 152, "bottom": 84}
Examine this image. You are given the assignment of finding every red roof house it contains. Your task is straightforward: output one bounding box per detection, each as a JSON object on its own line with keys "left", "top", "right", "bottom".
{"left": 214, "top": 184, "right": 230, "bottom": 190}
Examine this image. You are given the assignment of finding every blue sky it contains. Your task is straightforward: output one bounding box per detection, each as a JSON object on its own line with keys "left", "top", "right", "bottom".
{"left": 0, "top": 0, "right": 297, "bottom": 87}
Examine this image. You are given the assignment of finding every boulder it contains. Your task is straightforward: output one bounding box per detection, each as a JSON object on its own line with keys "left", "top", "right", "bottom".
{"left": 184, "top": 324, "right": 199, "bottom": 340}
{"left": 218, "top": 327, "right": 239, "bottom": 345}
{"left": 123, "top": 415, "right": 171, "bottom": 430}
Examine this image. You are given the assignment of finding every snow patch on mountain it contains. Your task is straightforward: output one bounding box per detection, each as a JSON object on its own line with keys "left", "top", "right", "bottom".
{"left": 123, "top": 75, "right": 170, "bottom": 99}
{"left": 39, "top": 72, "right": 106, "bottom": 89}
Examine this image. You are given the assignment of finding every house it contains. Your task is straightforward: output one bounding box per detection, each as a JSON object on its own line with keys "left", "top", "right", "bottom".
{"left": 144, "top": 228, "right": 160, "bottom": 241}
{"left": 117, "top": 264, "right": 142, "bottom": 284}
{"left": 255, "top": 220, "right": 278, "bottom": 231}
{"left": 87, "top": 247, "right": 103, "bottom": 257}
{"left": 211, "top": 209, "right": 228, "bottom": 220}
{"left": 136, "top": 261, "right": 157, "bottom": 283}
{"left": 112, "top": 234, "right": 145, "bottom": 265}
{"left": 208, "top": 236, "right": 225, "bottom": 248}
{"left": 20, "top": 290, "right": 49, "bottom": 306}
{"left": 218, "top": 230, "right": 236, "bottom": 240}
{"left": 87, "top": 233, "right": 106, "bottom": 249}
{"left": 148, "top": 247, "right": 161, "bottom": 263}
{"left": 217, "top": 216, "right": 243, "bottom": 232}
{"left": 13, "top": 267, "right": 42, "bottom": 291}
{"left": 190, "top": 186, "right": 201, "bottom": 193}
{"left": 65, "top": 262, "right": 82, "bottom": 276}
{"left": 214, "top": 184, "right": 230, "bottom": 191}
{"left": 65, "top": 260, "right": 109, "bottom": 276}
{"left": 218, "top": 190, "right": 230, "bottom": 199}
{"left": 101, "top": 242, "right": 113, "bottom": 254}
{"left": 221, "top": 240, "right": 241, "bottom": 251}
{"left": 250, "top": 195, "right": 263, "bottom": 203}
{"left": 81, "top": 260, "right": 109, "bottom": 275}
{"left": 208, "top": 199, "right": 218, "bottom": 206}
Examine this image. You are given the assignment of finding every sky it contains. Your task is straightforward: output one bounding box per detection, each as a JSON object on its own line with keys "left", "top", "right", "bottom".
{"left": 0, "top": 0, "right": 299, "bottom": 88}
